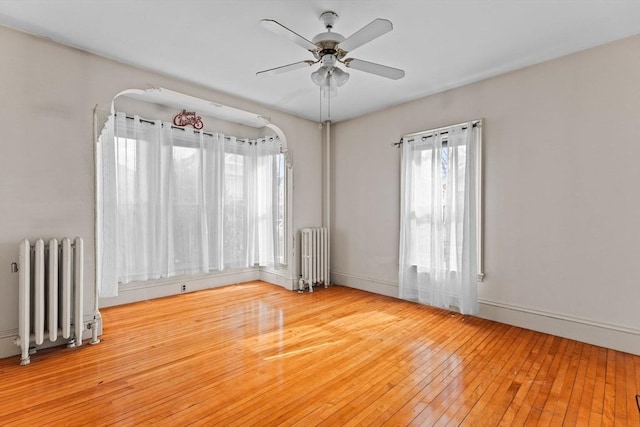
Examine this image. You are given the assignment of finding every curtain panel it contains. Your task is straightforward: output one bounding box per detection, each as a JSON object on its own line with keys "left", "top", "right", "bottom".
{"left": 97, "top": 112, "right": 281, "bottom": 297}
{"left": 399, "top": 123, "right": 479, "bottom": 315}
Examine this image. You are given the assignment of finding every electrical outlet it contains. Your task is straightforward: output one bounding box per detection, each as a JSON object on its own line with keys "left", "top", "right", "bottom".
{"left": 181, "top": 284, "right": 187, "bottom": 292}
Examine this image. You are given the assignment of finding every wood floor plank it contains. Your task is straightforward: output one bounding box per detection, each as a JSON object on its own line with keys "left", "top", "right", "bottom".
{"left": 441, "top": 332, "right": 540, "bottom": 427}
{"left": 549, "top": 341, "right": 585, "bottom": 426}
{"left": 422, "top": 325, "right": 520, "bottom": 426}
{"left": 197, "top": 305, "right": 427, "bottom": 425}
{"left": 589, "top": 347, "right": 609, "bottom": 426}
{"left": 265, "top": 305, "right": 460, "bottom": 425}
{"left": 460, "top": 328, "right": 550, "bottom": 426}
{"left": 601, "top": 348, "right": 617, "bottom": 426}
{"left": 112, "top": 293, "right": 404, "bottom": 424}
{"left": 522, "top": 337, "right": 568, "bottom": 425}
{"left": 350, "top": 317, "right": 505, "bottom": 425}
{"left": 191, "top": 298, "right": 411, "bottom": 425}
{"left": 576, "top": 345, "right": 600, "bottom": 425}
{"left": 104, "top": 290, "right": 385, "bottom": 425}
{"left": 626, "top": 353, "right": 640, "bottom": 427}
{"left": 327, "top": 318, "right": 493, "bottom": 425}
{"left": 491, "top": 332, "right": 547, "bottom": 426}
{"left": 497, "top": 333, "right": 556, "bottom": 425}
{"left": 613, "top": 350, "right": 628, "bottom": 426}
{"left": 417, "top": 325, "right": 521, "bottom": 424}
{"left": 410, "top": 325, "right": 525, "bottom": 426}
{"left": 1, "top": 281, "right": 638, "bottom": 426}
{"left": 538, "top": 339, "right": 576, "bottom": 425}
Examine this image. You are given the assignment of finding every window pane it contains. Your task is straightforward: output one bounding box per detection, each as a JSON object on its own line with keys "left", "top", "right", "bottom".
{"left": 277, "top": 153, "right": 286, "bottom": 265}
{"left": 224, "top": 152, "right": 246, "bottom": 268}
{"left": 172, "top": 146, "right": 203, "bottom": 274}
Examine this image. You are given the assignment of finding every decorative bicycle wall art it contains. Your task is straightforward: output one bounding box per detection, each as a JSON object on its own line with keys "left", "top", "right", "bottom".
{"left": 173, "top": 110, "right": 204, "bottom": 129}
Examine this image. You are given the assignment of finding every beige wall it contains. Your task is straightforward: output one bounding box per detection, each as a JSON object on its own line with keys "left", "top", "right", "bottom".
{"left": 331, "top": 35, "right": 640, "bottom": 354}
{"left": 0, "top": 26, "right": 322, "bottom": 357}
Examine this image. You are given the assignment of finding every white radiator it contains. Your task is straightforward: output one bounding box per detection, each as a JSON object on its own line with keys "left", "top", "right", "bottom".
{"left": 15, "top": 237, "right": 85, "bottom": 365}
{"left": 299, "top": 227, "right": 330, "bottom": 292}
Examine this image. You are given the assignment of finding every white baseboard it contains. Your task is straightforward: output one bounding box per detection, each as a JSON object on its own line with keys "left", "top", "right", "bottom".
{"left": 100, "top": 269, "right": 261, "bottom": 307}
{"left": 332, "top": 271, "right": 400, "bottom": 298}
{"left": 259, "top": 269, "right": 297, "bottom": 291}
{"left": 0, "top": 332, "right": 20, "bottom": 359}
{"left": 100, "top": 268, "right": 299, "bottom": 309}
{"left": 478, "top": 299, "right": 639, "bottom": 355}
{"left": 331, "top": 270, "right": 639, "bottom": 355}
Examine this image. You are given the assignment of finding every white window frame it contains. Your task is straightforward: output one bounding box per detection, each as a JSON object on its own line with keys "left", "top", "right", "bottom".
{"left": 276, "top": 152, "right": 288, "bottom": 267}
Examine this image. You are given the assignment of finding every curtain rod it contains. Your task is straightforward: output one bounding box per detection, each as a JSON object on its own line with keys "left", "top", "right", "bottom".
{"left": 391, "top": 120, "right": 482, "bottom": 148}
{"left": 123, "top": 115, "right": 279, "bottom": 143}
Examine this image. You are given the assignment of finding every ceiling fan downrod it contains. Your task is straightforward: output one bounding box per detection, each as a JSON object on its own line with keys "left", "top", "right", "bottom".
{"left": 319, "top": 11, "right": 339, "bottom": 31}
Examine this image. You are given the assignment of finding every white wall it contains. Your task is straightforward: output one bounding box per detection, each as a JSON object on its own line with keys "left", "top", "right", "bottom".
{"left": 331, "top": 35, "right": 640, "bottom": 355}
{"left": 0, "top": 26, "right": 322, "bottom": 358}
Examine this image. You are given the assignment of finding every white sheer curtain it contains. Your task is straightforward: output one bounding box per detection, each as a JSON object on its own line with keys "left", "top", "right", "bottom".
{"left": 399, "top": 123, "right": 479, "bottom": 315}
{"left": 252, "top": 137, "right": 281, "bottom": 267}
{"left": 97, "top": 112, "right": 281, "bottom": 297}
{"left": 221, "top": 136, "right": 280, "bottom": 269}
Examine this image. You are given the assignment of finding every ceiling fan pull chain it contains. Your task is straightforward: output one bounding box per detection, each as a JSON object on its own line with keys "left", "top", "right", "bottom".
{"left": 319, "top": 86, "right": 322, "bottom": 124}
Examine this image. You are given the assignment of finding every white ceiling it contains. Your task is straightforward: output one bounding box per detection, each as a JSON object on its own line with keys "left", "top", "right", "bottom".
{"left": 1, "top": 1, "right": 638, "bottom": 123}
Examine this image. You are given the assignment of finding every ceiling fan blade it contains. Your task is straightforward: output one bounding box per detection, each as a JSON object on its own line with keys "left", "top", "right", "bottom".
{"left": 344, "top": 58, "right": 405, "bottom": 80}
{"left": 256, "top": 60, "right": 316, "bottom": 77}
{"left": 337, "top": 18, "right": 393, "bottom": 53}
{"left": 260, "top": 19, "right": 318, "bottom": 52}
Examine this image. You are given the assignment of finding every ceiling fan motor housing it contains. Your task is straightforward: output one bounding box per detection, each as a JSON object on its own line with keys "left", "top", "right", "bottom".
{"left": 313, "top": 11, "right": 348, "bottom": 60}
{"left": 312, "top": 33, "right": 346, "bottom": 59}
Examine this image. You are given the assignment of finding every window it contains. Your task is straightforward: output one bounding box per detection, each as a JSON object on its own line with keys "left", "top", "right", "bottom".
{"left": 100, "top": 112, "right": 286, "bottom": 286}
{"left": 409, "top": 135, "right": 482, "bottom": 276}
{"left": 223, "top": 149, "right": 247, "bottom": 269}
{"left": 276, "top": 153, "right": 287, "bottom": 265}
{"left": 399, "top": 120, "right": 482, "bottom": 315}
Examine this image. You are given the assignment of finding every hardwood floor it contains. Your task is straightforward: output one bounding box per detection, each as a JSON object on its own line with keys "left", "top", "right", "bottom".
{"left": 1, "top": 281, "right": 638, "bottom": 426}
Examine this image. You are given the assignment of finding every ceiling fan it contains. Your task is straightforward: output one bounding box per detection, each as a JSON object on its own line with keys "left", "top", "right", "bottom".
{"left": 256, "top": 11, "right": 405, "bottom": 93}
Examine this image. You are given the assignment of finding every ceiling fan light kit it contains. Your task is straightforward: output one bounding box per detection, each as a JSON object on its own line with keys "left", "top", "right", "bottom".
{"left": 257, "top": 10, "right": 405, "bottom": 96}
